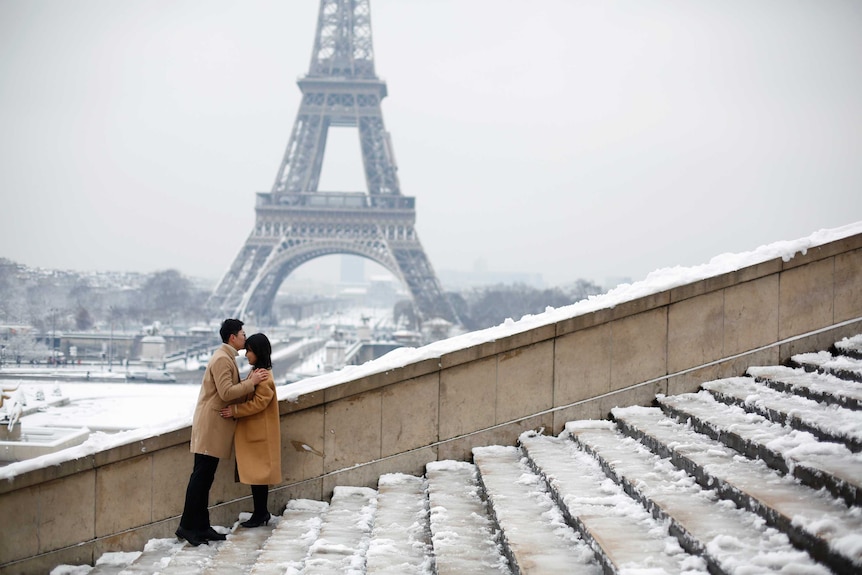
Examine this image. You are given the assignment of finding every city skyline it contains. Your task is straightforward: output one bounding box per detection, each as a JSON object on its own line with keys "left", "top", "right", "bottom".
{"left": 2, "top": 0, "right": 860, "bottom": 289}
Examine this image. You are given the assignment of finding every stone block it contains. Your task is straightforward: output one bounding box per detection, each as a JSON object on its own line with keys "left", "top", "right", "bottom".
{"left": 209, "top": 452, "right": 248, "bottom": 506}
{"left": 381, "top": 373, "right": 439, "bottom": 457}
{"left": 441, "top": 340, "right": 498, "bottom": 370}
{"left": 95, "top": 520, "right": 167, "bottom": 558}
{"left": 439, "top": 356, "right": 496, "bottom": 441}
{"left": 552, "top": 400, "right": 605, "bottom": 434}
{"left": 437, "top": 415, "right": 550, "bottom": 462}
{"left": 496, "top": 340, "right": 554, "bottom": 424}
{"left": 779, "top": 258, "right": 834, "bottom": 339}
{"left": 323, "top": 390, "right": 382, "bottom": 473}
{"left": 668, "top": 290, "right": 724, "bottom": 373}
{"left": 322, "top": 447, "right": 436, "bottom": 501}
{"left": 39, "top": 471, "right": 95, "bottom": 553}
{"left": 600, "top": 381, "right": 665, "bottom": 419}
{"left": 272, "top": 477, "right": 324, "bottom": 507}
{"left": 718, "top": 347, "right": 778, "bottom": 379}
{"left": 151, "top": 444, "right": 192, "bottom": 522}
{"left": 0, "top": 543, "right": 94, "bottom": 575}
{"left": 555, "top": 307, "right": 614, "bottom": 339}
{"left": 610, "top": 308, "right": 668, "bottom": 391}
{"left": 554, "top": 323, "right": 611, "bottom": 405}
{"left": 0, "top": 485, "right": 39, "bottom": 564}
{"left": 282, "top": 406, "right": 325, "bottom": 485}
{"left": 724, "top": 275, "right": 779, "bottom": 356}
{"left": 835, "top": 247, "right": 862, "bottom": 323}
{"left": 95, "top": 456, "right": 152, "bottom": 537}
{"left": 323, "top": 358, "right": 439, "bottom": 403}
{"left": 495, "top": 324, "right": 555, "bottom": 356}
{"left": 667, "top": 365, "right": 722, "bottom": 396}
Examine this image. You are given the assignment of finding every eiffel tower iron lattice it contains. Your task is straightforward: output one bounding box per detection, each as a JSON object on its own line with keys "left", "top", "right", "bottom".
{"left": 208, "top": 0, "right": 458, "bottom": 326}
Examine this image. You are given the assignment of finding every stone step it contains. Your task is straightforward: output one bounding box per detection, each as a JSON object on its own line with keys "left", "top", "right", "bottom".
{"left": 301, "top": 485, "right": 377, "bottom": 574}
{"left": 425, "top": 460, "right": 511, "bottom": 574}
{"left": 833, "top": 334, "right": 862, "bottom": 360}
{"left": 566, "top": 420, "right": 831, "bottom": 575}
{"left": 790, "top": 350, "right": 862, "bottom": 383}
{"left": 657, "top": 389, "right": 862, "bottom": 507}
{"left": 518, "top": 431, "right": 708, "bottom": 574}
{"left": 702, "top": 377, "right": 862, "bottom": 451}
{"left": 83, "top": 550, "right": 144, "bottom": 574}
{"left": 365, "top": 473, "right": 432, "bottom": 574}
{"left": 90, "top": 539, "right": 183, "bottom": 574}
{"left": 201, "top": 515, "right": 280, "bottom": 575}
{"left": 747, "top": 364, "right": 862, "bottom": 410}
{"left": 157, "top": 535, "right": 222, "bottom": 575}
{"left": 472, "top": 445, "right": 602, "bottom": 575}
{"left": 249, "top": 499, "right": 328, "bottom": 575}
{"left": 612, "top": 405, "right": 862, "bottom": 574}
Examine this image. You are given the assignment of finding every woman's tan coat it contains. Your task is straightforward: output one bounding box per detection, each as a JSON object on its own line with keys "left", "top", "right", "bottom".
{"left": 228, "top": 369, "right": 282, "bottom": 485}
{"left": 190, "top": 344, "right": 256, "bottom": 460}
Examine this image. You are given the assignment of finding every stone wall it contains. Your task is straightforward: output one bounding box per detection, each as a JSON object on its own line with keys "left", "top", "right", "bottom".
{"left": 1, "top": 232, "right": 861, "bottom": 574}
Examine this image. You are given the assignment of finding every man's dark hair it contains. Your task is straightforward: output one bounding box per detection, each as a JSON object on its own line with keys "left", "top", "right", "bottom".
{"left": 219, "top": 319, "right": 243, "bottom": 343}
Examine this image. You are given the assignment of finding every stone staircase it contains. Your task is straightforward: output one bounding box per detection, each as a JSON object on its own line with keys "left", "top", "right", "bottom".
{"left": 64, "top": 334, "right": 862, "bottom": 575}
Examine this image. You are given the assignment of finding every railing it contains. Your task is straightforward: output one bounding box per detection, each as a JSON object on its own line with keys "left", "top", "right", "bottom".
{"left": 256, "top": 192, "right": 415, "bottom": 211}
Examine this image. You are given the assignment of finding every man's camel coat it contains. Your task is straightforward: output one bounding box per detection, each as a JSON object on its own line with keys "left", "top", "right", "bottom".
{"left": 190, "top": 343, "right": 256, "bottom": 459}
{"left": 228, "top": 369, "right": 282, "bottom": 485}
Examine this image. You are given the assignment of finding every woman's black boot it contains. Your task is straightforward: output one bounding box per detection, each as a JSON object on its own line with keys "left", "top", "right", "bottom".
{"left": 241, "top": 484, "right": 271, "bottom": 527}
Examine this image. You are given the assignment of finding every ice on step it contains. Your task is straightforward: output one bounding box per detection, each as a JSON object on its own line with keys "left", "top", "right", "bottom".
{"left": 365, "top": 473, "right": 433, "bottom": 574}
{"left": 473, "top": 445, "right": 602, "bottom": 575}
{"left": 519, "top": 431, "right": 708, "bottom": 574}
{"left": 426, "top": 460, "right": 511, "bottom": 574}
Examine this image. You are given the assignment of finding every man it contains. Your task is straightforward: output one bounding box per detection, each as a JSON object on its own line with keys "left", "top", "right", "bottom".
{"left": 176, "top": 318, "right": 265, "bottom": 546}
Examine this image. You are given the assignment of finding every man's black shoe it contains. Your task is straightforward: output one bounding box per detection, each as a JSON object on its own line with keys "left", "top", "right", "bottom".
{"left": 203, "top": 526, "right": 227, "bottom": 541}
{"left": 175, "top": 526, "right": 207, "bottom": 547}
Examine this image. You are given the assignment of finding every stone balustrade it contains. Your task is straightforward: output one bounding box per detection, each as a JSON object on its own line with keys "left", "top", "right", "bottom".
{"left": 1, "top": 230, "right": 860, "bottom": 574}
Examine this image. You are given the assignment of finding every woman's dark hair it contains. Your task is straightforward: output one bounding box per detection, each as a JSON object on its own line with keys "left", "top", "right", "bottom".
{"left": 245, "top": 333, "right": 272, "bottom": 370}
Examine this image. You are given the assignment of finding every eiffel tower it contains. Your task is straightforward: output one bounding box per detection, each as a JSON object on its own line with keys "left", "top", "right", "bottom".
{"left": 209, "top": 0, "right": 457, "bottom": 326}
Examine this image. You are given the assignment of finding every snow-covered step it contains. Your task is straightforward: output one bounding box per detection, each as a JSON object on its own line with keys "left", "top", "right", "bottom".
{"left": 302, "top": 486, "right": 377, "bottom": 574}
{"left": 80, "top": 550, "right": 145, "bottom": 574}
{"left": 200, "top": 515, "right": 279, "bottom": 575}
{"left": 365, "top": 473, "right": 433, "bottom": 574}
{"left": 250, "top": 499, "right": 328, "bottom": 575}
{"left": 790, "top": 350, "right": 862, "bottom": 383}
{"left": 834, "top": 334, "right": 862, "bottom": 360}
{"left": 518, "top": 431, "right": 708, "bottom": 574}
{"left": 566, "top": 420, "right": 831, "bottom": 575}
{"left": 748, "top": 364, "right": 862, "bottom": 410}
{"left": 612, "top": 406, "right": 862, "bottom": 574}
{"left": 93, "top": 539, "right": 184, "bottom": 574}
{"left": 472, "top": 445, "right": 602, "bottom": 575}
{"left": 657, "top": 390, "right": 862, "bottom": 507}
{"left": 157, "top": 536, "right": 222, "bottom": 575}
{"left": 425, "top": 460, "right": 511, "bottom": 574}
{"left": 702, "top": 377, "right": 862, "bottom": 451}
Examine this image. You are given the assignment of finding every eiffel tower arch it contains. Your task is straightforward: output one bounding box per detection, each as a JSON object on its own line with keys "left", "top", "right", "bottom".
{"left": 208, "top": 0, "right": 458, "bottom": 326}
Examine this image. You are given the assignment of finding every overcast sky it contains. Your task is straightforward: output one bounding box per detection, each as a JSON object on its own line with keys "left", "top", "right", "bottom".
{"left": 1, "top": 0, "right": 860, "bottom": 290}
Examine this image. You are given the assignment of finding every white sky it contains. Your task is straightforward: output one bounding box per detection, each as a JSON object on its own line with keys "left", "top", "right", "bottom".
{"left": 1, "top": 0, "right": 861, "bottom": 288}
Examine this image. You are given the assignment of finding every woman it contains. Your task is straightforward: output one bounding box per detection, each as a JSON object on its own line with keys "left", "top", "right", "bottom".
{"left": 219, "top": 333, "right": 282, "bottom": 527}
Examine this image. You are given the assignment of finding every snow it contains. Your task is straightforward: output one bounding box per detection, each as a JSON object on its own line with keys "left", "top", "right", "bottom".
{"left": 2, "top": 222, "right": 859, "bottom": 574}
{"left": 1, "top": 222, "right": 858, "bottom": 482}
